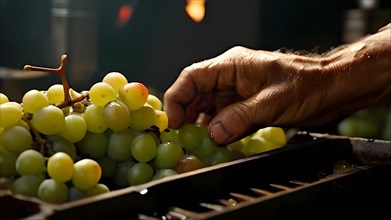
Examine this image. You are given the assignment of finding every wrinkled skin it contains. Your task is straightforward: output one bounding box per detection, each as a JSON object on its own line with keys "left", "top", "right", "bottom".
{"left": 164, "top": 23, "right": 391, "bottom": 145}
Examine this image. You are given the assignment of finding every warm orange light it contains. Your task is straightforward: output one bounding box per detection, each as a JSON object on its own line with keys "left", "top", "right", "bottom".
{"left": 118, "top": 4, "right": 133, "bottom": 25}
{"left": 185, "top": 0, "right": 206, "bottom": 22}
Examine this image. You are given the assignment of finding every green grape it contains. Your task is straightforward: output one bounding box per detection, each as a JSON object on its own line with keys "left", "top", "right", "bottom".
{"left": 50, "top": 135, "right": 77, "bottom": 161}
{"left": 147, "top": 94, "right": 162, "bottom": 110}
{"left": 255, "top": 127, "right": 287, "bottom": 147}
{"left": 83, "top": 104, "right": 108, "bottom": 133}
{"left": 114, "top": 160, "right": 136, "bottom": 187}
{"left": 160, "top": 129, "right": 180, "bottom": 144}
{"left": 69, "top": 186, "right": 85, "bottom": 201}
{"left": 107, "top": 129, "right": 134, "bottom": 162}
{"left": 59, "top": 113, "right": 87, "bottom": 143}
{"left": 95, "top": 155, "right": 117, "bottom": 177}
{"left": 47, "top": 152, "right": 74, "bottom": 183}
{"left": 38, "top": 179, "right": 69, "bottom": 204}
{"left": 12, "top": 175, "right": 44, "bottom": 197}
{"left": 46, "top": 84, "right": 65, "bottom": 104}
{"left": 0, "top": 93, "right": 9, "bottom": 104}
{"left": 178, "top": 123, "right": 202, "bottom": 151}
{"left": 210, "top": 147, "right": 232, "bottom": 165}
{"left": 154, "top": 110, "right": 168, "bottom": 133}
{"left": 102, "top": 71, "right": 128, "bottom": 94}
{"left": 118, "top": 82, "right": 149, "bottom": 110}
{"left": 22, "top": 89, "right": 49, "bottom": 114}
{"left": 127, "top": 162, "right": 153, "bottom": 186}
{"left": 84, "top": 183, "right": 110, "bottom": 197}
{"left": 76, "top": 131, "right": 108, "bottom": 159}
{"left": 103, "top": 100, "right": 131, "bottom": 132}
{"left": 153, "top": 142, "right": 184, "bottom": 170}
{"left": 72, "top": 158, "right": 102, "bottom": 190}
{"left": 89, "top": 82, "right": 117, "bottom": 107}
{"left": 129, "top": 105, "right": 157, "bottom": 131}
{"left": 152, "top": 169, "right": 177, "bottom": 180}
{"left": 192, "top": 135, "right": 219, "bottom": 159}
{"left": 130, "top": 133, "right": 157, "bottom": 163}
{"left": 0, "top": 146, "right": 18, "bottom": 177}
{"left": 0, "top": 102, "right": 23, "bottom": 128}
{"left": 31, "top": 105, "right": 65, "bottom": 135}
{"left": 16, "top": 149, "right": 45, "bottom": 176}
{"left": 226, "top": 139, "right": 245, "bottom": 152}
{"left": 1, "top": 125, "right": 33, "bottom": 153}
{"left": 242, "top": 136, "right": 277, "bottom": 156}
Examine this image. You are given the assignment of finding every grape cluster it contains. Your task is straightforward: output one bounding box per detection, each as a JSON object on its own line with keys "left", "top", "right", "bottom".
{"left": 0, "top": 55, "right": 287, "bottom": 204}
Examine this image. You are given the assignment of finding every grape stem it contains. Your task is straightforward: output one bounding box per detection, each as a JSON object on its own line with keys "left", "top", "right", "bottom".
{"left": 23, "top": 54, "right": 87, "bottom": 108}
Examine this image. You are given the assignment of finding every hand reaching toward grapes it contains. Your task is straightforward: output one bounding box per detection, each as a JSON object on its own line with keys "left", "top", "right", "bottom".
{"left": 163, "top": 23, "right": 391, "bottom": 146}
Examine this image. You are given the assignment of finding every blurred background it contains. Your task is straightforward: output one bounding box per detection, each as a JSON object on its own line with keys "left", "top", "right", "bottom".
{"left": 1, "top": 0, "right": 390, "bottom": 138}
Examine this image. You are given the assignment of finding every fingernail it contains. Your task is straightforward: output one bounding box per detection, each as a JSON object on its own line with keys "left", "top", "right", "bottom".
{"left": 210, "top": 122, "right": 232, "bottom": 144}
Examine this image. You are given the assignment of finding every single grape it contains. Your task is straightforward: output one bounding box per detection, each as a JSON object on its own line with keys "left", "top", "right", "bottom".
{"left": 76, "top": 131, "right": 108, "bottom": 159}
{"left": 178, "top": 123, "right": 202, "bottom": 151}
{"left": 47, "top": 152, "right": 74, "bottom": 183}
{"left": 0, "top": 146, "right": 18, "bottom": 177}
{"left": 89, "top": 82, "right": 117, "bottom": 107}
{"left": 68, "top": 186, "right": 85, "bottom": 201}
{"left": 16, "top": 149, "right": 45, "bottom": 176}
{"left": 59, "top": 113, "right": 87, "bottom": 143}
{"left": 242, "top": 136, "right": 277, "bottom": 156}
{"left": 84, "top": 183, "right": 110, "bottom": 197}
{"left": 114, "top": 160, "right": 136, "bottom": 187}
{"left": 102, "top": 71, "right": 128, "bottom": 94}
{"left": 160, "top": 129, "right": 180, "bottom": 144}
{"left": 176, "top": 154, "right": 203, "bottom": 173}
{"left": 1, "top": 125, "right": 33, "bottom": 153}
{"left": 83, "top": 104, "right": 108, "bottom": 133}
{"left": 50, "top": 135, "right": 77, "bottom": 161}
{"left": 127, "top": 162, "right": 154, "bottom": 186}
{"left": 152, "top": 169, "right": 177, "bottom": 180}
{"left": 130, "top": 133, "right": 157, "bottom": 163}
{"left": 72, "top": 158, "right": 102, "bottom": 190}
{"left": 22, "top": 89, "right": 49, "bottom": 114}
{"left": 0, "top": 93, "right": 9, "bottom": 104}
{"left": 153, "top": 142, "right": 184, "bottom": 170}
{"left": 38, "top": 179, "right": 69, "bottom": 204}
{"left": 95, "top": 155, "right": 117, "bottom": 177}
{"left": 107, "top": 129, "right": 134, "bottom": 162}
{"left": 46, "top": 84, "right": 65, "bottom": 104}
{"left": 255, "top": 127, "right": 287, "bottom": 147}
{"left": 118, "top": 82, "right": 149, "bottom": 110}
{"left": 12, "top": 175, "right": 44, "bottom": 197}
{"left": 154, "top": 110, "right": 168, "bottom": 133}
{"left": 31, "top": 105, "right": 65, "bottom": 135}
{"left": 210, "top": 147, "right": 232, "bottom": 165}
{"left": 103, "top": 100, "right": 131, "bottom": 132}
{"left": 147, "top": 94, "right": 162, "bottom": 110}
{"left": 129, "top": 105, "right": 157, "bottom": 131}
{"left": 0, "top": 102, "right": 23, "bottom": 128}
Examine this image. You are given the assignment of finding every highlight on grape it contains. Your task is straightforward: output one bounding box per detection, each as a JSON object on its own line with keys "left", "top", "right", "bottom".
{"left": 0, "top": 54, "right": 288, "bottom": 204}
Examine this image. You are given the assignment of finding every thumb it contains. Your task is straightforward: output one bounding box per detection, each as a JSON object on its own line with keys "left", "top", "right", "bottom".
{"left": 208, "top": 101, "right": 256, "bottom": 145}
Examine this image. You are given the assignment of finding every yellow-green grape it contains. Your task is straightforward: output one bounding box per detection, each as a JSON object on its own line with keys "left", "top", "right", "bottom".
{"left": 50, "top": 135, "right": 77, "bottom": 161}
{"left": 160, "top": 129, "right": 180, "bottom": 144}
{"left": 59, "top": 114, "right": 87, "bottom": 143}
{"left": 130, "top": 105, "right": 157, "bottom": 131}
{"left": 178, "top": 123, "right": 202, "bottom": 151}
{"left": 83, "top": 104, "right": 108, "bottom": 133}
{"left": 69, "top": 88, "right": 82, "bottom": 100}
{"left": 84, "top": 183, "right": 110, "bottom": 197}
{"left": 76, "top": 131, "right": 108, "bottom": 159}
{"left": 102, "top": 71, "right": 128, "bottom": 94}
{"left": 89, "top": 82, "right": 117, "bottom": 107}
{"left": 0, "top": 93, "right": 9, "bottom": 104}
{"left": 72, "top": 158, "right": 102, "bottom": 190}
{"left": 242, "top": 136, "right": 277, "bottom": 156}
{"left": 127, "top": 162, "right": 154, "bottom": 186}
{"left": 147, "top": 94, "right": 162, "bottom": 110}
{"left": 46, "top": 84, "right": 65, "bottom": 104}
{"left": 16, "top": 119, "right": 30, "bottom": 130}
{"left": 107, "top": 129, "right": 134, "bottom": 162}
{"left": 154, "top": 110, "right": 168, "bottom": 133}
{"left": 118, "top": 82, "right": 149, "bottom": 110}
{"left": 12, "top": 175, "right": 44, "bottom": 197}
{"left": 31, "top": 105, "right": 65, "bottom": 135}
{"left": 152, "top": 169, "right": 178, "bottom": 180}
{"left": 0, "top": 102, "right": 23, "bottom": 128}
{"left": 22, "top": 89, "right": 49, "bottom": 114}
{"left": 0, "top": 146, "right": 18, "bottom": 177}
{"left": 16, "top": 149, "right": 45, "bottom": 176}
{"left": 38, "top": 179, "right": 69, "bottom": 204}
{"left": 153, "top": 141, "right": 185, "bottom": 170}
{"left": 103, "top": 100, "right": 131, "bottom": 132}
{"left": 47, "top": 152, "right": 74, "bottom": 183}
{"left": 130, "top": 133, "right": 157, "bottom": 163}
{"left": 255, "top": 127, "right": 287, "bottom": 147}
{"left": 210, "top": 147, "right": 232, "bottom": 165}
{"left": 1, "top": 125, "right": 33, "bottom": 153}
